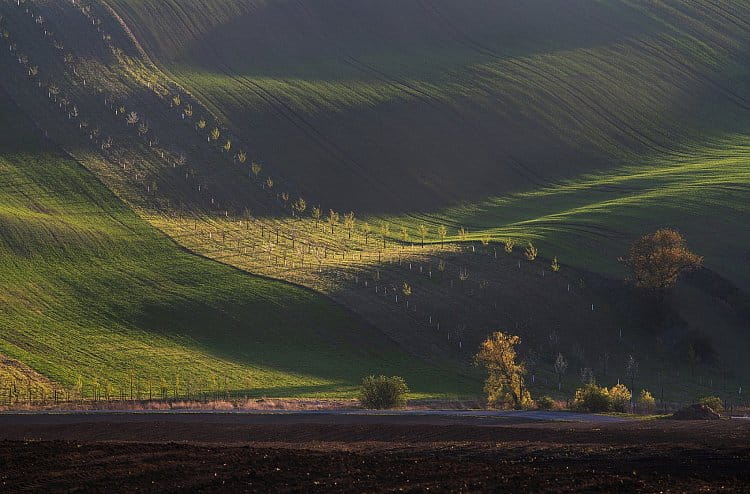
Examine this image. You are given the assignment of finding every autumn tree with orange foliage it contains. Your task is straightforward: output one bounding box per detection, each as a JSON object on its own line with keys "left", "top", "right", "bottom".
{"left": 621, "top": 228, "right": 702, "bottom": 301}
{"left": 475, "top": 332, "right": 533, "bottom": 409}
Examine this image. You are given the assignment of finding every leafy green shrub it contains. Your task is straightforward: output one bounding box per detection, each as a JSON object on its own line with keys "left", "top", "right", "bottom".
{"left": 536, "top": 395, "right": 556, "bottom": 410}
{"left": 637, "top": 389, "right": 656, "bottom": 413}
{"left": 573, "top": 383, "right": 611, "bottom": 412}
{"left": 699, "top": 396, "right": 724, "bottom": 412}
{"left": 359, "top": 375, "right": 409, "bottom": 409}
{"left": 609, "top": 383, "right": 632, "bottom": 412}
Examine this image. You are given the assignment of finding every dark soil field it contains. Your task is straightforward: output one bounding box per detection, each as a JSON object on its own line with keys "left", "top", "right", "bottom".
{"left": 1, "top": 414, "right": 749, "bottom": 492}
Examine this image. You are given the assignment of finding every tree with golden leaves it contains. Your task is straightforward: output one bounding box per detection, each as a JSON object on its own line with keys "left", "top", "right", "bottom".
{"left": 437, "top": 225, "right": 447, "bottom": 248}
{"left": 621, "top": 228, "right": 702, "bottom": 300}
{"left": 550, "top": 257, "right": 560, "bottom": 272}
{"left": 524, "top": 241, "right": 538, "bottom": 261}
{"left": 402, "top": 281, "right": 412, "bottom": 298}
{"left": 418, "top": 224, "right": 428, "bottom": 248}
{"left": 343, "top": 212, "right": 356, "bottom": 239}
{"left": 400, "top": 226, "right": 409, "bottom": 243}
{"left": 328, "top": 210, "right": 340, "bottom": 234}
{"left": 311, "top": 205, "right": 322, "bottom": 227}
{"left": 292, "top": 197, "right": 307, "bottom": 217}
{"left": 475, "top": 331, "right": 532, "bottom": 409}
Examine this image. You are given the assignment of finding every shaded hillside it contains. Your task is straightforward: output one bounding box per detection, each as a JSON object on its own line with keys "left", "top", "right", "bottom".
{"left": 107, "top": 0, "right": 750, "bottom": 212}
{"left": 0, "top": 87, "right": 472, "bottom": 398}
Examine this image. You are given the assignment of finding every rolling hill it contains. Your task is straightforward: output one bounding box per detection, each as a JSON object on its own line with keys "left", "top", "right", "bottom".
{"left": 104, "top": 0, "right": 750, "bottom": 288}
{"left": 0, "top": 86, "right": 473, "bottom": 399}
{"left": 0, "top": 0, "right": 748, "bottom": 402}
{"left": 107, "top": 1, "right": 750, "bottom": 203}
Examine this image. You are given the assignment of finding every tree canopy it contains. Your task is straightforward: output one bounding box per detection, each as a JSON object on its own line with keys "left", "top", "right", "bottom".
{"left": 475, "top": 331, "right": 532, "bottom": 409}
{"left": 621, "top": 229, "right": 702, "bottom": 293}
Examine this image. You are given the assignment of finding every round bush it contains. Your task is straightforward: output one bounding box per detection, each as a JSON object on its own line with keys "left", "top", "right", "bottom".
{"left": 573, "top": 383, "right": 611, "bottom": 412}
{"left": 359, "top": 375, "right": 409, "bottom": 409}
{"left": 637, "top": 389, "right": 656, "bottom": 413}
{"left": 609, "top": 384, "right": 632, "bottom": 413}
{"left": 699, "top": 396, "right": 724, "bottom": 412}
{"left": 536, "top": 395, "right": 556, "bottom": 410}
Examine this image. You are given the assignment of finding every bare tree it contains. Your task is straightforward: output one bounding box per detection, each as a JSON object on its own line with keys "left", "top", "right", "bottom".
{"left": 380, "top": 222, "right": 391, "bottom": 249}
{"left": 353, "top": 221, "right": 368, "bottom": 246}
{"left": 138, "top": 121, "right": 149, "bottom": 136}
{"left": 48, "top": 83, "right": 59, "bottom": 100}
{"left": 554, "top": 353, "right": 568, "bottom": 390}
{"left": 126, "top": 111, "right": 139, "bottom": 125}
{"left": 625, "top": 355, "right": 639, "bottom": 395}
{"left": 579, "top": 367, "right": 594, "bottom": 385}
{"left": 600, "top": 350, "right": 610, "bottom": 377}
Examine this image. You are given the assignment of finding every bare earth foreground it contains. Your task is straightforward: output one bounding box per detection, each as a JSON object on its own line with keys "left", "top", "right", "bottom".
{"left": 1, "top": 412, "right": 749, "bottom": 492}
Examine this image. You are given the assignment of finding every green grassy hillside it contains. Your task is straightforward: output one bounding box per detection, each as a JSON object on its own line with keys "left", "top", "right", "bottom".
{"left": 1, "top": 0, "right": 748, "bottom": 404}
{"left": 106, "top": 0, "right": 750, "bottom": 209}
{"left": 0, "top": 88, "right": 474, "bottom": 398}
{"left": 104, "top": 0, "right": 750, "bottom": 288}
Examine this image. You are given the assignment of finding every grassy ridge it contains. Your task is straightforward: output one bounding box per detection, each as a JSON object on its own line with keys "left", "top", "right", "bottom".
{"left": 0, "top": 89, "right": 475, "bottom": 398}
{"left": 106, "top": 0, "right": 750, "bottom": 289}
{"left": 106, "top": 0, "right": 750, "bottom": 211}
{"left": 392, "top": 136, "right": 750, "bottom": 290}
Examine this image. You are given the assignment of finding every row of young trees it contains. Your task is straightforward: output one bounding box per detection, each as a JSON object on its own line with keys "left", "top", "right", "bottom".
{"left": 5, "top": 1, "right": 714, "bottom": 408}
{"left": 6, "top": 0, "right": 569, "bottom": 278}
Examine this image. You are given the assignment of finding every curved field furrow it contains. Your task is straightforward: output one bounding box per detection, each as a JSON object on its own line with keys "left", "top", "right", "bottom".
{"left": 3, "top": 0, "right": 750, "bottom": 405}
